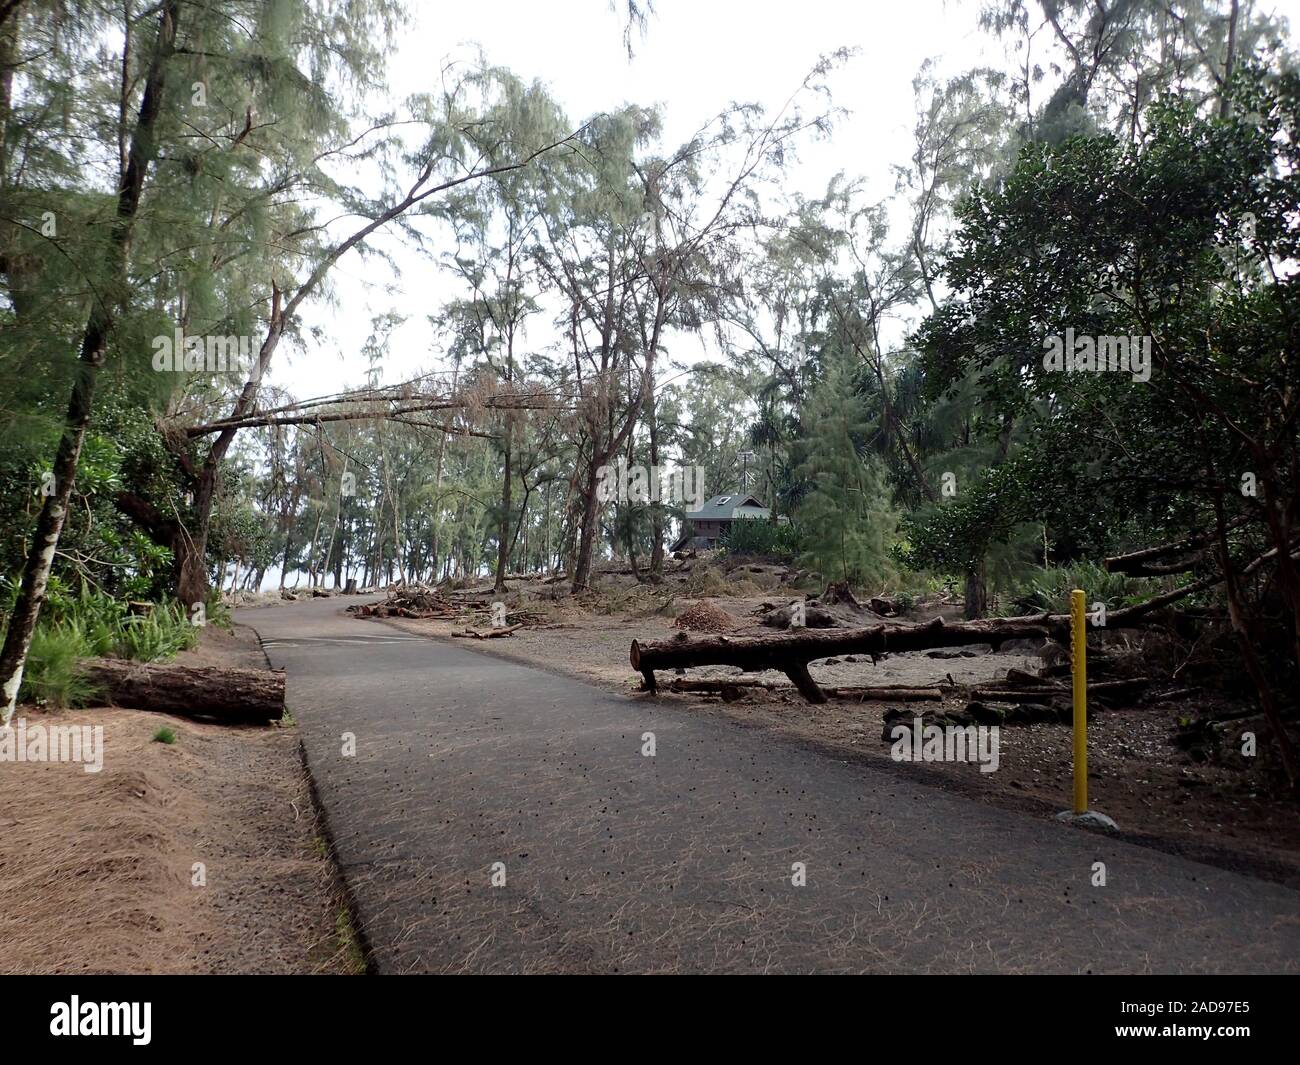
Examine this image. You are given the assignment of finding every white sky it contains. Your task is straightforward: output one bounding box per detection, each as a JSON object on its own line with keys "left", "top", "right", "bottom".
{"left": 278, "top": 0, "right": 1002, "bottom": 399}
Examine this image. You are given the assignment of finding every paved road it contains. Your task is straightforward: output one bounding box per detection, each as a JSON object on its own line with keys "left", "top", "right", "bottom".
{"left": 243, "top": 596, "right": 1299, "bottom": 974}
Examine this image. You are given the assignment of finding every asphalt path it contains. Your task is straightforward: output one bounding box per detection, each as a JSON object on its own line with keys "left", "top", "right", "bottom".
{"left": 243, "top": 595, "right": 1300, "bottom": 974}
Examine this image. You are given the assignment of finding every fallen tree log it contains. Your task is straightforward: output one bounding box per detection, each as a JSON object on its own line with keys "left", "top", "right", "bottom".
{"left": 632, "top": 615, "right": 1072, "bottom": 703}
{"left": 630, "top": 585, "right": 1227, "bottom": 702}
{"left": 77, "top": 658, "right": 285, "bottom": 724}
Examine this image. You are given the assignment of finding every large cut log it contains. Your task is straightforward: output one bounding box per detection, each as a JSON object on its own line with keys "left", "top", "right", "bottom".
{"left": 77, "top": 658, "right": 286, "bottom": 724}
{"left": 631, "top": 615, "right": 1070, "bottom": 703}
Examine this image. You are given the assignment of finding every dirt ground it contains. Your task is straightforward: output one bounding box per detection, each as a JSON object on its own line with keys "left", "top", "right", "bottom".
{"left": 0, "top": 625, "right": 361, "bottom": 975}
{"left": 367, "top": 561, "right": 1300, "bottom": 889}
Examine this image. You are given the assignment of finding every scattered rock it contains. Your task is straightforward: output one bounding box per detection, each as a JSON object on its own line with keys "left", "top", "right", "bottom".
{"left": 1055, "top": 809, "right": 1120, "bottom": 831}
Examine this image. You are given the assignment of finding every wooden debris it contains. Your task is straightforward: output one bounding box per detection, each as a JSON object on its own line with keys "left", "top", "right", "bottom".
{"left": 77, "top": 658, "right": 285, "bottom": 724}
{"left": 453, "top": 624, "right": 523, "bottom": 639}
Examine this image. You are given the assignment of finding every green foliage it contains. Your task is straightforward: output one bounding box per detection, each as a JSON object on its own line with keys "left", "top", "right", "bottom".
{"left": 907, "top": 68, "right": 1300, "bottom": 606}
{"left": 203, "top": 595, "right": 234, "bottom": 632}
{"left": 8, "top": 589, "right": 198, "bottom": 683}
{"left": 720, "top": 518, "right": 805, "bottom": 559}
{"left": 115, "top": 604, "right": 199, "bottom": 662}
{"left": 207, "top": 499, "right": 278, "bottom": 580}
{"left": 152, "top": 727, "right": 178, "bottom": 745}
{"left": 1000, "top": 562, "right": 1139, "bottom": 617}
{"left": 792, "top": 350, "right": 898, "bottom": 586}
{"left": 21, "top": 621, "right": 97, "bottom": 709}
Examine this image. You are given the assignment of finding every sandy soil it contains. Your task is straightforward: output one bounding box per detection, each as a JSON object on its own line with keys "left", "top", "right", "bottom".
{"left": 0, "top": 624, "right": 361, "bottom": 975}
{"left": 364, "top": 565, "right": 1300, "bottom": 888}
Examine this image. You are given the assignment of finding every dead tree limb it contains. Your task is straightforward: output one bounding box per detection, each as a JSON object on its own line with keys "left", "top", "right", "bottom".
{"left": 453, "top": 624, "right": 522, "bottom": 639}
{"left": 1104, "top": 516, "right": 1249, "bottom": 575}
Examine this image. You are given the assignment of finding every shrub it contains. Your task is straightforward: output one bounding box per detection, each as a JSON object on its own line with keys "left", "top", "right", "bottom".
{"left": 1002, "top": 561, "right": 1139, "bottom": 617}
{"left": 720, "top": 519, "right": 805, "bottom": 559}
{"left": 114, "top": 602, "right": 198, "bottom": 661}
{"left": 10, "top": 591, "right": 199, "bottom": 710}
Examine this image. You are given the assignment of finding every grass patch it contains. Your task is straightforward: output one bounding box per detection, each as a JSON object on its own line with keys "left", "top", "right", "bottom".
{"left": 151, "top": 726, "right": 177, "bottom": 745}
{"left": 312, "top": 843, "right": 368, "bottom": 973}
{"left": 335, "top": 907, "right": 367, "bottom": 974}
{"left": 21, "top": 621, "right": 98, "bottom": 708}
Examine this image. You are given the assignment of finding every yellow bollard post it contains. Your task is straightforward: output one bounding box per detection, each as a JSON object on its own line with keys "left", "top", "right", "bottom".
{"left": 1070, "top": 588, "right": 1087, "bottom": 815}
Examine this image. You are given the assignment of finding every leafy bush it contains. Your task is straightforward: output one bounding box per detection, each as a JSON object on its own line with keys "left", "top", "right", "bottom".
{"left": 202, "top": 593, "right": 233, "bottom": 631}
{"left": 152, "top": 726, "right": 177, "bottom": 744}
{"left": 1002, "top": 562, "right": 1138, "bottom": 617}
{"left": 8, "top": 590, "right": 199, "bottom": 709}
{"left": 720, "top": 518, "right": 805, "bottom": 559}
{"left": 114, "top": 602, "right": 198, "bottom": 661}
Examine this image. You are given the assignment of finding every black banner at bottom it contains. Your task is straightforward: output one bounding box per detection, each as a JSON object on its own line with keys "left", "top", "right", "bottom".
{"left": 0, "top": 974, "right": 1291, "bottom": 1052}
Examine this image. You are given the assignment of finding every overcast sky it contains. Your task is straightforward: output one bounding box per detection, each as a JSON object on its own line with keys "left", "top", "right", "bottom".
{"left": 279, "top": 0, "right": 1002, "bottom": 400}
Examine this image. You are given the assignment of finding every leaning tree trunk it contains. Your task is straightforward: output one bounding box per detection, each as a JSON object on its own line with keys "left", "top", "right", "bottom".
{"left": 0, "top": 1, "right": 179, "bottom": 725}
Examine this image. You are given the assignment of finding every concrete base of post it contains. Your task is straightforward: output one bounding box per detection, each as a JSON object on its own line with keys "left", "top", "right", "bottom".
{"left": 1056, "top": 809, "right": 1119, "bottom": 830}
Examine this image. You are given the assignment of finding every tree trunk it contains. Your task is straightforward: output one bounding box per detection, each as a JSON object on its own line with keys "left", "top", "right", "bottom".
{"left": 1219, "top": 0, "right": 1240, "bottom": 119}
{"left": 79, "top": 658, "right": 285, "bottom": 724}
{"left": 646, "top": 368, "right": 665, "bottom": 579}
{"left": 0, "top": 0, "right": 180, "bottom": 725}
{"left": 571, "top": 462, "right": 601, "bottom": 592}
{"left": 494, "top": 428, "right": 512, "bottom": 594}
{"left": 963, "top": 561, "right": 989, "bottom": 620}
